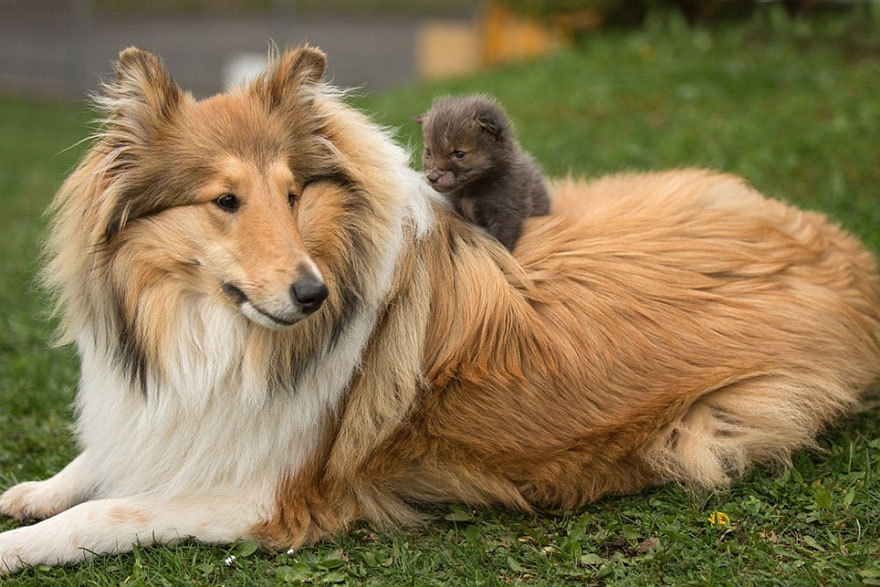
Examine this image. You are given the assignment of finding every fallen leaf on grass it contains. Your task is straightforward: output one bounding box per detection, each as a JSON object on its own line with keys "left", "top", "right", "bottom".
{"left": 237, "top": 539, "right": 259, "bottom": 558}
{"left": 444, "top": 507, "right": 474, "bottom": 522}
{"left": 812, "top": 483, "right": 833, "bottom": 511}
{"left": 580, "top": 553, "right": 604, "bottom": 566}
{"left": 802, "top": 535, "right": 825, "bottom": 552}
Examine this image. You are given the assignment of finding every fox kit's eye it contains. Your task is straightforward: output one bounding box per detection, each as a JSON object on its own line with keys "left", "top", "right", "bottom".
{"left": 452, "top": 150, "right": 466, "bottom": 159}
{"left": 424, "top": 148, "right": 432, "bottom": 158}
{"left": 214, "top": 193, "right": 240, "bottom": 212}
{"left": 288, "top": 191, "right": 298, "bottom": 208}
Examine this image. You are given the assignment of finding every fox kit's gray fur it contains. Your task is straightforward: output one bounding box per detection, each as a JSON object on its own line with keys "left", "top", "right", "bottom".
{"left": 415, "top": 95, "right": 550, "bottom": 251}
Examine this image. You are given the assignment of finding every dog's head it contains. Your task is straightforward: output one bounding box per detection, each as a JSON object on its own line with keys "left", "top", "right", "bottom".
{"left": 83, "top": 46, "right": 369, "bottom": 330}
{"left": 45, "top": 45, "right": 419, "bottom": 394}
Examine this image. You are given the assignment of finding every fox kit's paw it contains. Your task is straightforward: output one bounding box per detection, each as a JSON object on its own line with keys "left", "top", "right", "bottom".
{"left": 0, "top": 480, "right": 74, "bottom": 521}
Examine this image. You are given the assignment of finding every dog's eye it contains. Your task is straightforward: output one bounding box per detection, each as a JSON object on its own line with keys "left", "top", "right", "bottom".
{"left": 288, "top": 191, "right": 298, "bottom": 208}
{"left": 214, "top": 193, "right": 240, "bottom": 212}
{"left": 452, "top": 150, "right": 466, "bottom": 159}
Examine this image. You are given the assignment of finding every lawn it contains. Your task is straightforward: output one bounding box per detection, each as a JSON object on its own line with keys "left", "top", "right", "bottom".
{"left": 2, "top": 10, "right": 880, "bottom": 586}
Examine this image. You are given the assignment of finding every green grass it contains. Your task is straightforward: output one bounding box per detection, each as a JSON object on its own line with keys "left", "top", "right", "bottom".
{"left": 2, "top": 12, "right": 880, "bottom": 586}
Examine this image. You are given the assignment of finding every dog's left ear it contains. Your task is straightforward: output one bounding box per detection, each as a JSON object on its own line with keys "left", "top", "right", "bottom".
{"left": 255, "top": 45, "right": 327, "bottom": 109}
{"left": 281, "top": 46, "right": 327, "bottom": 85}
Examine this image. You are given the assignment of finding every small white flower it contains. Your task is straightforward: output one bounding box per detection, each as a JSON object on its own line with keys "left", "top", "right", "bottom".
{"left": 286, "top": 548, "right": 296, "bottom": 555}
{"left": 224, "top": 555, "right": 237, "bottom": 566}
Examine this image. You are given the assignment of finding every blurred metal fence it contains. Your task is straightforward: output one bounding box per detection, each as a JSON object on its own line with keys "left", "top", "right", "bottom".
{"left": 0, "top": 0, "right": 426, "bottom": 100}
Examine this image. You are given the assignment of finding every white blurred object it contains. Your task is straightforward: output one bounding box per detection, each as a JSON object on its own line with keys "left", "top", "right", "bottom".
{"left": 223, "top": 53, "right": 269, "bottom": 90}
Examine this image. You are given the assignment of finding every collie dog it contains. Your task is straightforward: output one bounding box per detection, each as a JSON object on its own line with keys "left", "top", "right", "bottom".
{"left": 1, "top": 46, "right": 879, "bottom": 573}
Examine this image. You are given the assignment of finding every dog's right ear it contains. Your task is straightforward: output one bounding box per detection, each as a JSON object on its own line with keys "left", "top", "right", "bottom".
{"left": 99, "top": 47, "right": 182, "bottom": 144}
{"left": 96, "top": 48, "right": 182, "bottom": 241}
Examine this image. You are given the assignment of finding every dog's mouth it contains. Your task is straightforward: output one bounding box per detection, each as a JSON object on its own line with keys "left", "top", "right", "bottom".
{"left": 222, "top": 283, "right": 298, "bottom": 329}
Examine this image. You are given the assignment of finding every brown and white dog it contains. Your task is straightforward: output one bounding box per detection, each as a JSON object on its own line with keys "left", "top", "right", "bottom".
{"left": 1, "top": 46, "right": 879, "bottom": 574}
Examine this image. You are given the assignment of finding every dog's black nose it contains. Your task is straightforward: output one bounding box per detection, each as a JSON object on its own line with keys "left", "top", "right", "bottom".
{"left": 291, "top": 276, "right": 328, "bottom": 314}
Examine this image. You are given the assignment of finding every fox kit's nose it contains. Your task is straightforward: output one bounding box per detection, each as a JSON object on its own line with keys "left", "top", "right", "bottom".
{"left": 427, "top": 172, "right": 440, "bottom": 184}
{"left": 291, "top": 275, "right": 328, "bottom": 314}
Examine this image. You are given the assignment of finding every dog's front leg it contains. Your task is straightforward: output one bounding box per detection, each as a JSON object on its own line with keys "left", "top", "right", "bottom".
{"left": 0, "top": 452, "right": 95, "bottom": 521}
{"left": 0, "top": 492, "right": 262, "bottom": 574}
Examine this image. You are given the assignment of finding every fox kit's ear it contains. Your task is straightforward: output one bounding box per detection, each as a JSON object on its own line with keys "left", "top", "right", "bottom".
{"left": 256, "top": 45, "right": 327, "bottom": 109}
{"left": 100, "top": 47, "right": 182, "bottom": 141}
{"left": 477, "top": 115, "right": 501, "bottom": 138}
{"left": 413, "top": 113, "right": 426, "bottom": 125}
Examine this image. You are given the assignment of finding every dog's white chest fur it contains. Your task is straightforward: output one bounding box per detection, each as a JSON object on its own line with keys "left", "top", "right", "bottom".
{"left": 74, "top": 298, "right": 362, "bottom": 500}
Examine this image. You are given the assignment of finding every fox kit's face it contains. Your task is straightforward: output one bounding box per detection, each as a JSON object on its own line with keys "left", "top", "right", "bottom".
{"left": 417, "top": 113, "right": 498, "bottom": 195}
{"left": 420, "top": 132, "right": 494, "bottom": 194}
{"left": 97, "top": 47, "right": 347, "bottom": 330}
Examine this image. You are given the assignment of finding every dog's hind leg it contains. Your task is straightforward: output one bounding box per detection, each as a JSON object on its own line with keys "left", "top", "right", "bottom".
{"left": 0, "top": 452, "right": 94, "bottom": 522}
{"left": 0, "top": 491, "right": 264, "bottom": 575}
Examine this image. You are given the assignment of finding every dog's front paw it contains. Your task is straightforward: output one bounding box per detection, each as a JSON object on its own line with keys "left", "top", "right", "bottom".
{"left": 0, "top": 527, "right": 27, "bottom": 575}
{"left": 0, "top": 480, "right": 72, "bottom": 521}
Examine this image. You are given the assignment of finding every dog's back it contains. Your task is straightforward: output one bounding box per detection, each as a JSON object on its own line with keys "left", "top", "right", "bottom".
{"left": 319, "top": 168, "right": 878, "bottom": 515}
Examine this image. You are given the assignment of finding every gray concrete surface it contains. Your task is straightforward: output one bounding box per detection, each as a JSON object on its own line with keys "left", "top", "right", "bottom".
{"left": 0, "top": 0, "right": 430, "bottom": 100}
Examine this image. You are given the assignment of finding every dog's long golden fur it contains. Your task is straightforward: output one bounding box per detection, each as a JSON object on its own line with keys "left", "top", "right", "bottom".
{"left": 0, "top": 46, "right": 878, "bottom": 572}
{"left": 258, "top": 169, "right": 880, "bottom": 546}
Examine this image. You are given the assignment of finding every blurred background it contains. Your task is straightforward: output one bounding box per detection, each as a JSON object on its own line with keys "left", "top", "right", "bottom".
{"left": 1, "top": 0, "right": 875, "bottom": 99}
{"left": 1, "top": 2, "right": 880, "bottom": 584}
